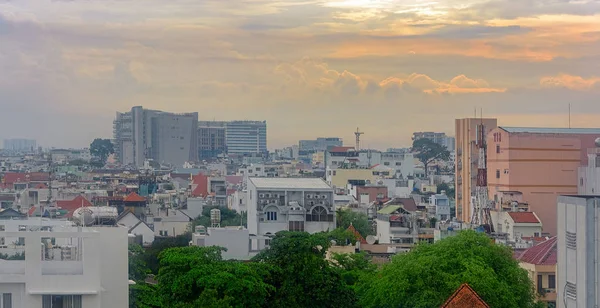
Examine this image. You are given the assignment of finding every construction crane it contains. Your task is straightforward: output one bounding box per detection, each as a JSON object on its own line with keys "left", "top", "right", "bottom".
{"left": 354, "top": 127, "right": 364, "bottom": 151}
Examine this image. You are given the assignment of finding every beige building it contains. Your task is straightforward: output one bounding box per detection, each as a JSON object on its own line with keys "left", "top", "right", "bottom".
{"left": 326, "top": 168, "right": 382, "bottom": 190}
{"left": 455, "top": 118, "right": 498, "bottom": 222}
{"left": 517, "top": 237, "right": 557, "bottom": 306}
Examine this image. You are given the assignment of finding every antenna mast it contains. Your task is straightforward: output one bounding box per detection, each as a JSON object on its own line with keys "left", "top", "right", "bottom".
{"left": 470, "top": 118, "right": 493, "bottom": 232}
{"left": 354, "top": 127, "right": 364, "bottom": 151}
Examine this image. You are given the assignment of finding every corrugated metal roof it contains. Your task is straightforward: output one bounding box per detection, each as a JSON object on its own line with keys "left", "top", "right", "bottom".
{"left": 500, "top": 127, "right": 600, "bottom": 134}
{"left": 249, "top": 177, "right": 332, "bottom": 190}
{"left": 377, "top": 205, "right": 401, "bottom": 215}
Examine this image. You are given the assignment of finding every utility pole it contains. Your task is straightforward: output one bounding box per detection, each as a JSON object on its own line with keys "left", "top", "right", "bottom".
{"left": 354, "top": 127, "right": 364, "bottom": 151}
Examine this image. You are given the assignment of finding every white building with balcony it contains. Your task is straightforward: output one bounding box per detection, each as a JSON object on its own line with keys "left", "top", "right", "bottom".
{"left": 247, "top": 178, "right": 335, "bottom": 237}
{"left": 0, "top": 223, "right": 128, "bottom": 308}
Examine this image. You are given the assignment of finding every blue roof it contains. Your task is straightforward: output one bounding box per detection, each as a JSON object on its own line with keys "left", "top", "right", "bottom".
{"left": 500, "top": 127, "right": 600, "bottom": 134}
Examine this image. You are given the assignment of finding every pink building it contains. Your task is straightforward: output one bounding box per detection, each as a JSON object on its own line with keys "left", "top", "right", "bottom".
{"left": 487, "top": 127, "right": 600, "bottom": 235}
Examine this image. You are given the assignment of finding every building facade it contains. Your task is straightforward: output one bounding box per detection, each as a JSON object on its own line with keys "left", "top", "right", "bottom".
{"left": 299, "top": 137, "right": 343, "bottom": 152}
{"left": 247, "top": 178, "right": 335, "bottom": 237}
{"left": 0, "top": 225, "right": 128, "bottom": 308}
{"left": 113, "top": 106, "right": 198, "bottom": 167}
{"left": 557, "top": 195, "right": 600, "bottom": 308}
{"left": 578, "top": 147, "right": 600, "bottom": 195}
{"left": 454, "top": 118, "right": 498, "bottom": 223}
{"left": 197, "top": 121, "right": 227, "bottom": 160}
{"left": 487, "top": 127, "right": 600, "bottom": 235}
{"left": 3, "top": 139, "right": 36, "bottom": 152}
{"left": 224, "top": 121, "right": 267, "bottom": 155}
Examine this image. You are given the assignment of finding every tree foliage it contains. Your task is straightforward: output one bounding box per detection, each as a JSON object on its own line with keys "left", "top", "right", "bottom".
{"left": 412, "top": 138, "right": 450, "bottom": 175}
{"left": 192, "top": 206, "right": 246, "bottom": 229}
{"left": 90, "top": 138, "right": 114, "bottom": 164}
{"left": 128, "top": 244, "right": 150, "bottom": 281}
{"left": 336, "top": 209, "right": 374, "bottom": 238}
{"left": 253, "top": 231, "right": 359, "bottom": 308}
{"left": 157, "top": 246, "right": 275, "bottom": 308}
{"left": 143, "top": 233, "right": 192, "bottom": 274}
{"left": 357, "top": 230, "right": 543, "bottom": 308}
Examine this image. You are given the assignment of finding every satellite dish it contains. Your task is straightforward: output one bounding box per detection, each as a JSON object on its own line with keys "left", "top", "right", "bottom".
{"left": 366, "top": 235, "right": 377, "bottom": 245}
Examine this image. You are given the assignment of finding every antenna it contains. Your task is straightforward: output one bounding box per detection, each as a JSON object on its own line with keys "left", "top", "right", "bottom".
{"left": 569, "top": 103, "right": 571, "bottom": 129}
{"left": 354, "top": 127, "right": 364, "bottom": 151}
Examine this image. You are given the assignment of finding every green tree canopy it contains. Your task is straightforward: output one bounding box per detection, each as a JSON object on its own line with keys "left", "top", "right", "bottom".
{"left": 192, "top": 206, "right": 246, "bottom": 229}
{"left": 357, "top": 230, "right": 542, "bottom": 308}
{"left": 336, "top": 209, "right": 374, "bottom": 238}
{"left": 128, "top": 244, "right": 150, "bottom": 281}
{"left": 90, "top": 138, "right": 114, "bottom": 164}
{"left": 253, "top": 231, "right": 358, "bottom": 308}
{"left": 157, "top": 246, "right": 275, "bottom": 308}
{"left": 412, "top": 138, "right": 450, "bottom": 176}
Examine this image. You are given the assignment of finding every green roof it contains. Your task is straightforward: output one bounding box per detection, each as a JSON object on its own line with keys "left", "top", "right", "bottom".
{"left": 377, "top": 205, "right": 401, "bottom": 215}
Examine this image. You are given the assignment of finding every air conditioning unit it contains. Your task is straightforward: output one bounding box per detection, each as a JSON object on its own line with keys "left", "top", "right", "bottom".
{"left": 321, "top": 195, "right": 327, "bottom": 199}
{"left": 306, "top": 194, "right": 313, "bottom": 199}
{"left": 273, "top": 194, "right": 279, "bottom": 198}
{"left": 265, "top": 193, "right": 271, "bottom": 198}
{"left": 259, "top": 194, "right": 265, "bottom": 198}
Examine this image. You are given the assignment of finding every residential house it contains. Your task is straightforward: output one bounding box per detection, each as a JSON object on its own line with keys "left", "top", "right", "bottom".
{"left": 517, "top": 236, "right": 557, "bottom": 306}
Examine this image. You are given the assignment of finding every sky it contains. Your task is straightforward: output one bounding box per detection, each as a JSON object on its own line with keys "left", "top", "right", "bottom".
{"left": 0, "top": 0, "right": 599, "bottom": 149}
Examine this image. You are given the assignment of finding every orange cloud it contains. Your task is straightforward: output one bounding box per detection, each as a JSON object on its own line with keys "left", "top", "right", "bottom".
{"left": 275, "top": 58, "right": 505, "bottom": 95}
{"left": 540, "top": 74, "right": 600, "bottom": 91}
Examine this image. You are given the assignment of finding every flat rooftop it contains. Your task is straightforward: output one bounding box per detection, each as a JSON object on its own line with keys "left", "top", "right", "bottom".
{"left": 500, "top": 127, "right": 600, "bottom": 134}
{"left": 249, "top": 177, "right": 332, "bottom": 190}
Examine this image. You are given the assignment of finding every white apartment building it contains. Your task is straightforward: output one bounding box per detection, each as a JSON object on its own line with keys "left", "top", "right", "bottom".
{"left": 3, "top": 139, "right": 36, "bottom": 152}
{"left": 429, "top": 193, "right": 451, "bottom": 221}
{"left": 557, "top": 195, "right": 600, "bottom": 308}
{"left": 0, "top": 223, "right": 128, "bottom": 308}
{"left": 326, "top": 149, "right": 416, "bottom": 178}
{"left": 113, "top": 106, "right": 198, "bottom": 167}
{"left": 247, "top": 178, "right": 335, "bottom": 237}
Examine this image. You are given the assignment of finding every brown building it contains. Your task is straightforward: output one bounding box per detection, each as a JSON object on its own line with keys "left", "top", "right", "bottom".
{"left": 455, "top": 118, "right": 498, "bottom": 222}
{"left": 355, "top": 186, "right": 388, "bottom": 204}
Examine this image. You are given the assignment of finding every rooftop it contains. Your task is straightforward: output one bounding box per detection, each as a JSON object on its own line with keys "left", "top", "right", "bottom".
{"left": 508, "top": 212, "right": 540, "bottom": 224}
{"left": 249, "top": 177, "right": 331, "bottom": 190}
{"left": 517, "top": 236, "right": 557, "bottom": 266}
{"left": 441, "top": 283, "right": 490, "bottom": 308}
{"left": 500, "top": 127, "right": 600, "bottom": 135}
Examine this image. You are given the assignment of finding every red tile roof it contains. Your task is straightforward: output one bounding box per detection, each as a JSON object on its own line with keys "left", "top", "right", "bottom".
{"left": 225, "top": 175, "right": 243, "bottom": 186}
{"left": 508, "top": 212, "right": 540, "bottom": 224}
{"left": 2, "top": 173, "right": 27, "bottom": 184}
{"left": 34, "top": 183, "right": 48, "bottom": 189}
{"left": 124, "top": 192, "right": 146, "bottom": 202}
{"left": 28, "top": 172, "right": 50, "bottom": 182}
{"left": 517, "top": 236, "right": 557, "bottom": 266}
{"left": 56, "top": 195, "right": 93, "bottom": 218}
{"left": 346, "top": 224, "right": 367, "bottom": 244}
{"left": 330, "top": 146, "right": 355, "bottom": 153}
{"left": 441, "top": 283, "right": 490, "bottom": 308}
{"left": 191, "top": 174, "right": 209, "bottom": 197}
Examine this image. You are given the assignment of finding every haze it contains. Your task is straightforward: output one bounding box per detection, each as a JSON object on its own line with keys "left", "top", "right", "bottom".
{"left": 0, "top": 0, "right": 599, "bottom": 149}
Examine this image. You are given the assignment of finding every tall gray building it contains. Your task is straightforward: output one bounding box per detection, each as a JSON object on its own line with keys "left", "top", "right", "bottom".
{"left": 198, "top": 121, "right": 227, "bottom": 159}
{"left": 2, "top": 139, "right": 36, "bottom": 152}
{"left": 113, "top": 106, "right": 198, "bottom": 167}
{"left": 299, "top": 137, "right": 343, "bottom": 152}
{"left": 225, "top": 121, "right": 267, "bottom": 155}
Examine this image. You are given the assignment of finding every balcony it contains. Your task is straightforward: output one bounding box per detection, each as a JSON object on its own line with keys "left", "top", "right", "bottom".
{"left": 0, "top": 260, "right": 25, "bottom": 275}
{"left": 42, "top": 261, "right": 84, "bottom": 275}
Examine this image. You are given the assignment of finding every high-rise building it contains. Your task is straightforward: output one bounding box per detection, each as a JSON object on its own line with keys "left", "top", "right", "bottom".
{"left": 225, "top": 121, "right": 267, "bottom": 155}
{"left": 198, "top": 121, "right": 227, "bottom": 159}
{"left": 455, "top": 118, "right": 497, "bottom": 223}
{"left": 113, "top": 106, "right": 198, "bottom": 167}
{"left": 2, "top": 139, "right": 36, "bottom": 152}
{"left": 412, "top": 132, "right": 455, "bottom": 151}
{"left": 299, "top": 137, "right": 343, "bottom": 152}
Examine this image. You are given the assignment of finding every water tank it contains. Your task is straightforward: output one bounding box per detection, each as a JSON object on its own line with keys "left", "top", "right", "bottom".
{"left": 595, "top": 137, "right": 600, "bottom": 147}
{"left": 72, "top": 206, "right": 118, "bottom": 226}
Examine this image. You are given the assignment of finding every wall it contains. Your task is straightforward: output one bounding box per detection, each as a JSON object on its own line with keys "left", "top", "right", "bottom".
{"left": 356, "top": 186, "right": 388, "bottom": 203}
{"left": 206, "top": 228, "right": 250, "bottom": 260}
{"left": 488, "top": 129, "right": 583, "bottom": 235}
{"left": 376, "top": 219, "right": 391, "bottom": 244}
{"left": 327, "top": 168, "right": 378, "bottom": 188}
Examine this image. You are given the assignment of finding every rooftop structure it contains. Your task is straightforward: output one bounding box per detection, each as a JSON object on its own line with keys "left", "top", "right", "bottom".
{"left": 249, "top": 177, "right": 331, "bottom": 190}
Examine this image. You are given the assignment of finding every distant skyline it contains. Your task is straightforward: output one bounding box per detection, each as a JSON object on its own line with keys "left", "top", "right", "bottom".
{"left": 1, "top": 0, "right": 598, "bottom": 149}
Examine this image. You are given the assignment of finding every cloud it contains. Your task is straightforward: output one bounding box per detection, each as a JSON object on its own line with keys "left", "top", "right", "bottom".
{"left": 540, "top": 74, "right": 600, "bottom": 91}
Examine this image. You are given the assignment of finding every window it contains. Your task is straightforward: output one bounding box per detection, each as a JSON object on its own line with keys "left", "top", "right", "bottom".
{"left": 496, "top": 145, "right": 500, "bottom": 153}
{"left": 383, "top": 162, "right": 390, "bottom": 166}
{"left": 581, "top": 178, "right": 584, "bottom": 186}
{"left": 2, "top": 293, "right": 11, "bottom": 308}
{"left": 496, "top": 170, "right": 500, "bottom": 179}
{"left": 266, "top": 211, "right": 277, "bottom": 221}
{"left": 310, "top": 206, "right": 328, "bottom": 222}
{"left": 265, "top": 239, "right": 271, "bottom": 246}
{"left": 395, "top": 162, "right": 401, "bottom": 166}
{"left": 377, "top": 193, "right": 384, "bottom": 199}
{"left": 534, "top": 232, "right": 540, "bottom": 237}
{"left": 289, "top": 221, "right": 304, "bottom": 232}
{"left": 548, "top": 274, "right": 556, "bottom": 289}
{"left": 42, "top": 295, "right": 82, "bottom": 308}
{"left": 537, "top": 274, "right": 543, "bottom": 293}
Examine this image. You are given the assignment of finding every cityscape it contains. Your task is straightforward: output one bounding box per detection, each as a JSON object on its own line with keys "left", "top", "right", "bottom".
{"left": 1, "top": 0, "right": 599, "bottom": 308}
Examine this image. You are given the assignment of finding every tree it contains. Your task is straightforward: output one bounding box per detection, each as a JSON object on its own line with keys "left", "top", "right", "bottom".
{"left": 330, "top": 252, "right": 377, "bottom": 288}
{"left": 336, "top": 209, "right": 374, "bottom": 238}
{"left": 436, "top": 182, "right": 450, "bottom": 194}
{"left": 357, "top": 230, "right": 544, "bottom": 308}
{"left": 192, "top": 206, "right": 245, "bottom": 229}
{"left": 412, "top": 138, "right": 450, "bottom": 176}
{"left": 90, "top": 138, "right": 114, "bottom": 165}
{"left": 128, "top": 244, "right": 150, "bottom": 281}
{"left": 156, "top": 246, "right": 275, "bottom": 308}
{"left": 253, "top": 231, "right": 359, "bottom": 308}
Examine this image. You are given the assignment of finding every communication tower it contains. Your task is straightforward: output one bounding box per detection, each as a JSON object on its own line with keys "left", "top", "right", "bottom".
{"left": 354, "top": 127, "right": 364, "bottom": 151}
{"left": 470, "top": 121, "right": 494, "bottom": 232}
